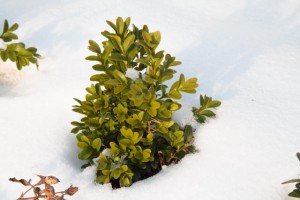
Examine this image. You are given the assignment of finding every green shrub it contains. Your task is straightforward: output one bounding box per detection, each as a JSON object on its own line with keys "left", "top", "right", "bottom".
{"left": 71, "top": 17, "right": 220, "bottom": 188}
{"left": 282, "top": 153, "right": 300, "bottom": 198}
{"left": 0, "top": 19, "right": 41, "bottom": 70}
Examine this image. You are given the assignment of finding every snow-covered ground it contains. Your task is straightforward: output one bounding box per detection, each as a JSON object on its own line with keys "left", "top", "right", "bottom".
{"left": 1, "top": 0, "right": 300, "bottom": 199}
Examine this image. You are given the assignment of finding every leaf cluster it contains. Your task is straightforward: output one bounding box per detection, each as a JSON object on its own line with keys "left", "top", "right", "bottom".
{"left": 192, "top": 95, "right": 221, "bottom": 123}
{"left": 0, "top": 19, "right": 41, "bottom": 70}
{"left": 282, "top": 153, "right": 300, "bottom": 198}
{"left": 72, "top": 17, "right": 219, "bottom": 188}
{"left": 9, "top": 174, "right": 78, "bottom": 200}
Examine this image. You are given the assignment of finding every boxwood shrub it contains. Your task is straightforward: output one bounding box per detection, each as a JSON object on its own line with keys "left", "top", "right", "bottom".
{"left": 71, "top": 17, "right": 220, "bottom": 188}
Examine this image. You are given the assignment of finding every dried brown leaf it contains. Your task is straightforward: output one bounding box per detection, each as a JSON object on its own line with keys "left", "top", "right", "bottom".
{"left": 45, "top": 176, "right": 60, "bottom": 185}
{"left": 65, "top": 185, "right": 79, "bottom": 196}
{"left": 9, "top": 177, "right": 31, "bottom": 186}
{"left": 45, "top": 185, "right": 55, "bottom": 197}
{"left": 33, "top": 187, "right": 41, "bottom": 196}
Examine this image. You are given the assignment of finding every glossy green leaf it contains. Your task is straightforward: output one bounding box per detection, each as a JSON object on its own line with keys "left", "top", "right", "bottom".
{"left": 9, "top": 23, "right": 19, "bottom": 31}
{"left": 168, "top": 90, "right": 182, "bottom": 100}
{"left": 2, "top": 32, "right": 18, "bottom": 40}
{"left": 123, "top": 34, "right": 135, "bottom": 53}
{"left": 116, "top": 17, "right": 124, "bottom": 35}
{"left": 106, "top": 20, "right": 117, "bottom": 33}
{"left": 92, "top": 138, "right": 102, "bottom": 151}
{"left": 3, "top": 19, "right": 9, "bottom": 33}
{"left": 77, "top": 142, "right": 89, "bottom": 149}
{"left": 78, "top": 147, "right": 93, "bottom": 160}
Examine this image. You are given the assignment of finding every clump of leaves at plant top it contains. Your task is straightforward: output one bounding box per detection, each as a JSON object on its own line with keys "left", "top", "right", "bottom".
{"left": 0, "top": 19, "right": 41, "bottom": 70}
{"left": 282, "top": 153, "right": 300, "bottom": 198}
{"left": 71, "top": 17, "right": 220, "bottom": 188}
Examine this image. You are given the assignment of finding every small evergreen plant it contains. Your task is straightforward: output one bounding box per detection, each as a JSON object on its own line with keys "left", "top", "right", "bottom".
{"left": 0, "top": 19, "right": 41, "bottom": 70}
{"left": 71, "top": 17, "right": 220, "bottom": 188}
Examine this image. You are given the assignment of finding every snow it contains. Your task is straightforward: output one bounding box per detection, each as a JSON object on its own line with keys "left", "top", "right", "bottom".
{"left": 125, "top": 68, "right": 140, "bottom": 80}
{"left": 0, "top": 40, "right": 6, "bottom": 49}
{"left": 1, "top": 0, "right": 300, "bottom": 199}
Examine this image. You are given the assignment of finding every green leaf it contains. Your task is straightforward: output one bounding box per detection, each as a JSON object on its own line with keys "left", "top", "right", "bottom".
{"left": 92, "top": 138, "right": 102, "bottom": 151}
{"left": 8, "top": 52, "right": 17, "bottom": 62}
{"left": 124, "top": 17, "right": 131, "bottom": 29}
{"left": 27, "top": 47, "right": 38, "bottom": 54}
{"left": 200, "top": 110, "right": 216, "bottom": 117}
{"left": 142, "top": 149, "right": 151, "bottom": 159}
{"left": 77, "top": 142, "right": 89, "bottom": 149}
{"left": 114, "top": 84, "right": 126, "bottom": 94}
{"left": 142, "top": 31, "right": 151, "bottom": 43}
{"left": 3, "top": 19, "right": 9, "bottom": 33}
{"left": 179, "top": 77, "right": 198, "bottom": 93}
{"left": 18, "top": 49, "right": 33, "bottom": 58}
{"left": 121, "top": 165, "right": 128, "bottom": 171}
{"left": 169, "top": 103, "right": 181, "bottom": 111}
{"left": 1, "top": 51, "right": 8, "bottom": 61}
{"left": 106, "top": 20, "right": 117, "bottom": 33}
{"left": 96, "top": 174, "right": 110, "bottom": 184}
{"left": 119, "top": 138, "right": 132, "bottom": 147}
{"left": 113, "top": 69, "right": 127, "bottom": 84}
{"left": 2, "top": 32, "right": 18, "bottom": 40}
{"left": 170, "top": 81, "right": 179, "bottom": 91}
{"left": 289, "top": 189, "right": 300, "bottom": 198}
{"left": 90, "top": 74, "right": 109, "bottom": 82}
{"left": 116, "top": 17, "right": 124, "bottom": 35}
{"left": 151, "top": 31, "right": 161, "bottom": 45}
{"left": 123, "top": 34, "right": 135, "bottom": 53}
{"left": 88, "top": 40, "right": 101, "bottom": 54}
{"left": 144, "top": 75, "right": 157, "bottom": 84}
{"left": 120, "top": 176, "right": 131, "bottom": 187}
{"left": 111, "top": 168, "right": 122, "bottom": 179}
{"left": 105, "top": 79, "right": 121, "bottom": 86}
{"left": 71, "top": 127, "right": 80, "bottom": 134}
{"left": 81, "top": 135, "right": 90, "bottom": 144}
{"left": 78, "top": 147, "right": 93, "bottom": 160}
{"left": 147, "top": 107, "right": 157, "bottom": 117}
{"left": 170, "top": 61, "right": 181, "bottom": 66}
{"left": 92, "top": 64, "right": 105, "bottom": 71}
{"left": 184, "top": 125, "right": 193, "bottom": 143}
{"left": 110, "top": 53, "right": 126, "bottom": 62}
{"left": 86, "top": 55, "right": 99, "bottom": 61}
{"left": 102, "top": 43, "right": 113, "bottom": 62}
{"left": 135, "top": 58, "right": 150, "bottom": 66}
{"left": 134, "top": 151, "right": 143, "bottom": 160}
{"left": 207, "top": 100, "right": 222, "bottom": 108}
{"left": 9, "top": 23, "right": 19, "bottom": 31}
{"left": 120, "top": 126, "right": 133, "bottom": 138}
{"left": 168, "top": 90, "right": 182, "bottom": 100}
{"left": 110, "top": 35, "right": 123, "bottom": 53}
{"left": 16, "top": 59, "right": 22, "bottom": 70}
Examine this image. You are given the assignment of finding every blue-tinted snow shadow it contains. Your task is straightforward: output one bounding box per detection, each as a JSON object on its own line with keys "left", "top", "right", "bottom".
{"left": 174, "top": 0, "right": 300, "bottom": 105}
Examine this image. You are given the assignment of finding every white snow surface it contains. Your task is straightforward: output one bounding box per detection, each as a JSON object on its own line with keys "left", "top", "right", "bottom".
{"left": 1, "top": 0, "right": 300, "bottom": 199}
